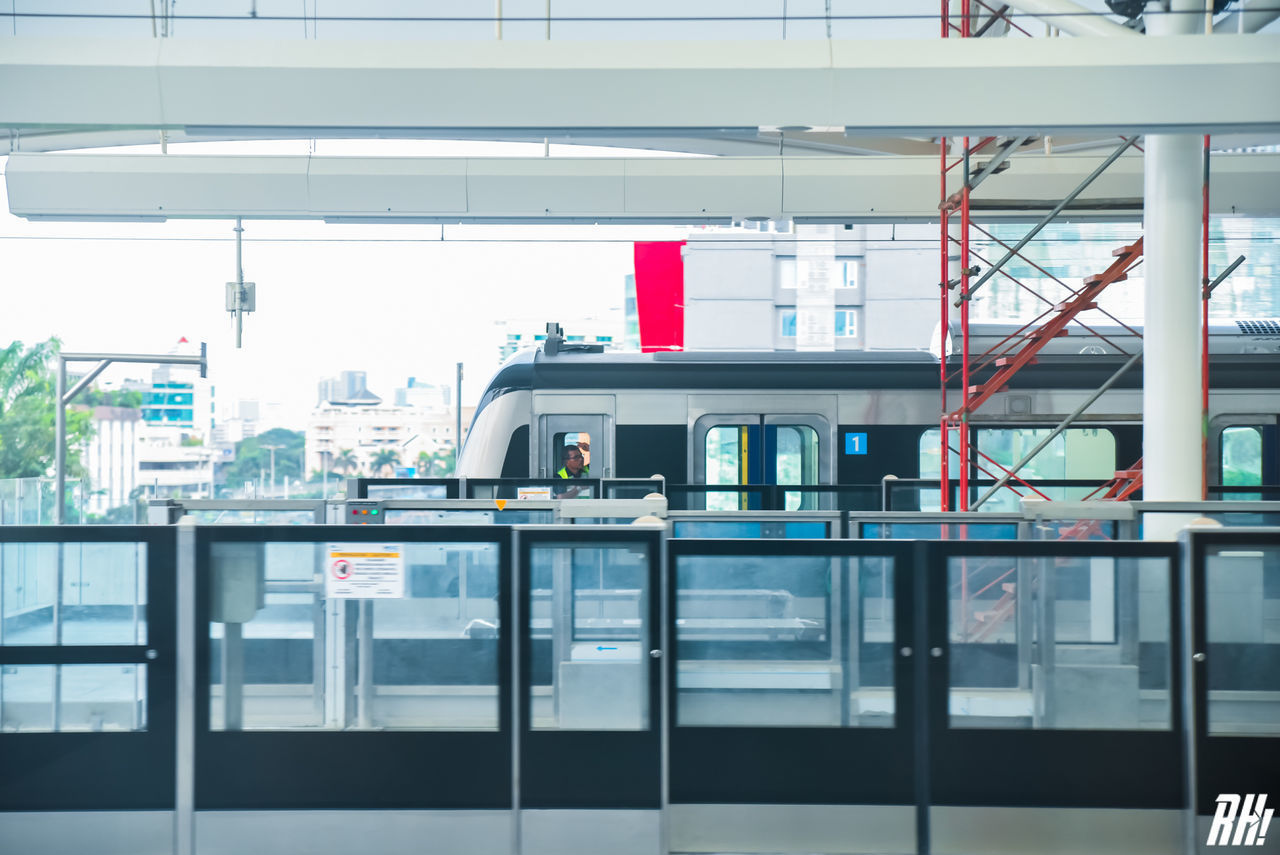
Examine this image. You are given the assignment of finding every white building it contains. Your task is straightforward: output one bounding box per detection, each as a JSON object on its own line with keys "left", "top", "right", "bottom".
{"left": 82, "top": 405, "right": 141, "bottom": 517}
{"left": 681, "top": 224, "right": 940, "bottom": 352}
{"left": 306, "top": 376, "right": 475, "bottom": 478}
{"left": 135, "top": 428, "right": 217, "bottom": 499}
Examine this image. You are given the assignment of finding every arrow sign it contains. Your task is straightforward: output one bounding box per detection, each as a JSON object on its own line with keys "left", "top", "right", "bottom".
{"left": 596, "top": 646, "right": 617, "bottom": 651}
{"left": 494, "top": 499, "right": 507, "bottom": 511}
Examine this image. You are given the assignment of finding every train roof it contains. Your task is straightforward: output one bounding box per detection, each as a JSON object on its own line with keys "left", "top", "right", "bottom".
{"left": 476, "top": 342, "right": 1280, "bottom": 404}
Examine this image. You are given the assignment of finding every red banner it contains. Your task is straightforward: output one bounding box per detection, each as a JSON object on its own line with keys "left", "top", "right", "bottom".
{"left": 633, "top": 241, "right": 685, "bottom": 353}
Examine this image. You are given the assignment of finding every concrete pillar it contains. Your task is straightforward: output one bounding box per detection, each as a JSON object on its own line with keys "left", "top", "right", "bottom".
{"left": 1142, "top": 0, "right": 1205, "bottom": 538}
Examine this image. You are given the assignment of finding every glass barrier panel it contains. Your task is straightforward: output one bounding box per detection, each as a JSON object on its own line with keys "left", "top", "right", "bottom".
{"left": 860, "top": 523, "right": 1019, "bottom": 540}
{"left": 528, "top": 543, "right": 649, "bottom": 731}
{"left": 1032, "top": 519, "right": 1119, "bottom": 541}
{"left": 948, "top": 555, "right": 1170, "bottom": 731}
{"left": 1, "top": 542, "right": 147, "bottom": 646}
{"left": 367, "top": 484, "right": 449, "bottom": 500}
{"left": 1, "top": 664, "right": 147, "bottom": 733}
{"left": 672, "top": 521, "right": 830, "bottom": 539}
{"left": 209, "top": 540, "right": 500, "bottom": 731}
{"left": 674, "top": 554, "right": 894, "bottom": 727}
{"left": 382, "top": 509, "right": 553, "bottom": 526}
{"left": 1206, "top": 544, "right": 1280, "bottom": 736}
{"left": 185, "top": 510, "right": 317, "bottom": 525}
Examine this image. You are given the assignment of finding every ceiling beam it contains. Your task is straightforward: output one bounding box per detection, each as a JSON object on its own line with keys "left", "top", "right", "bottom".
{"left": 1, "top": 35, "right": 1278, "bottom": 138}
{"left": 8, "top": 152, "right": 1278, "bottom": 223}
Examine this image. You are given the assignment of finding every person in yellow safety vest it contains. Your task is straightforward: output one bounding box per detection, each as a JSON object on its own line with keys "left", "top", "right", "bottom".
{"left": 556, "top": 445, "right": 589, "bottom": 479}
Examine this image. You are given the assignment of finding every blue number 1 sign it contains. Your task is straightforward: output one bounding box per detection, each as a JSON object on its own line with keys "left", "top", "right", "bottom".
{"left": 845, "top": 432, "right": 867, "bottom": 455}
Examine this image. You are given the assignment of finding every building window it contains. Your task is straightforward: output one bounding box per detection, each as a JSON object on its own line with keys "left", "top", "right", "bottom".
{"left": 779, "top": 309, "right": 797, "bottom": 338}
{"left": 779, "top": 258, "right": 860, "bottom": 290}
{"left": 834, "top": 309, "right": 858, "bottom": 338}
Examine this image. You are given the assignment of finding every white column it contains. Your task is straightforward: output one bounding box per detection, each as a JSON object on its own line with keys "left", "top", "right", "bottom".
{"left": 1143, "top": 0, "right": 1204, "bottom": 539}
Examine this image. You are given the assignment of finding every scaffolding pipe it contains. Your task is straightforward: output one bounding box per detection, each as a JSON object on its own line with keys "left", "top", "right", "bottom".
{"left": 970, "top": 350, "right": 1144, "bottom": 510}
{"left": 962, "top": 135, "right": 1139, "bottom": 305}
{"left": 1201, "top": 134, "right": 1210, "bottom": 500}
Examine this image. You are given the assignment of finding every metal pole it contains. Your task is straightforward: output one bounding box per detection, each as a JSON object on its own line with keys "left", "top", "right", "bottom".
{"left": 455, "top": 362, "right": 463, "bottom": 470}
{"left": 234, "top": 218, "right": 244, "bottom": 349}
{"left": 970, "top": 349, "right": 1143, "bottom": 509}
{"left": 55, "top": 357, "right": 67, "bottom": 525}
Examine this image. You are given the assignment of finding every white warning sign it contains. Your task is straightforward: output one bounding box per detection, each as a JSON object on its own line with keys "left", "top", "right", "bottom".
{"left": 325, "top": 543, "right": 405, "bottom": 599}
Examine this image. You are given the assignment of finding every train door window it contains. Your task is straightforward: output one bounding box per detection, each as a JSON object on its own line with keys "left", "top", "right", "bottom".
{"left": 774, "top": 424, "right": 819, "bottom": 510}
{"left": 699, "top": 416, "right": 827, "bottom": 510}
{"left": 1221, "top": 426, "right": 1263, "bottom": 493}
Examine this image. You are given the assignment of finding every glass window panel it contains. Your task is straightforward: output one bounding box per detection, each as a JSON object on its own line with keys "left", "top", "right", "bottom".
{"left": 367, "top": 484, "right": 449, "bottom": 500}
{"left": 1206, "top": 545, "right": 1280, "bottom": 735}
{"left": 779, "top": 309, "right": 797, "bottom": 338}
{"left": 975, "top": 428, "right": 1117, "bottom": 511}
{"left": 209, "top": 540, "right": 500, "bottom": 731}
{"left": 776, "top": 424, "right": 819, "bottom": 511}
{"left": 917, "top": 428, "right": 961, "bottom": 512}
{"left": 1, "top": 542, "right": 147, "bottom": 646}
{"left": 1221, "top": 427, "right": 1263, "bottom": 500}
{"left": 186, "top": 509, "right": 317, "bottom": 525}
{"left": 779, "top": 258, "right": 797, "bottom": 289}
{"left": 705, "top": 426, "right": 742, "bottom": 512}
{"left": 948, "top": 555, "right": 1170, "bottom": 731}
{"left": 1, "top": 664, "right": 147, "bottom": 733}
{"left": 675, "top": 554, "right": 893, "bottom": 727}
{"left": 529, "top": 544, "right": 649, "bottom": 731}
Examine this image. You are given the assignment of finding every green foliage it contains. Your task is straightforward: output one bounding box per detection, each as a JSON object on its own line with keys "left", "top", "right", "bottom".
{"left": 371, "top": 448, "right": 401, "bottom": 476}
{"left": 224, "top": 427, "right": 305, "bottom": 488}
{"left": 0, "top": 339, "right": 93, "bottom": 478}
{"left": 80, "top": 387, "right": 143, "bottom": 409}
{"left": 333, "top": 448, "right": 358, "bottom": 476}
{"left": 417, "top": 446, "right": 456, "bottom": 477}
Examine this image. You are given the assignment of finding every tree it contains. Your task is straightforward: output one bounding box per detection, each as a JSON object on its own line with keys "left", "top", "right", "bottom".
{"left": 0, "top": 339, "right": 92, "bottom": 479}
{"left": 371, "top": 448, "right": 401, "bottom": 476}
{"left": 224, "top": 427, "right": 304, "bottom": 491}
{"left": 333, "top": 448, "right": 358, "bottom": 476}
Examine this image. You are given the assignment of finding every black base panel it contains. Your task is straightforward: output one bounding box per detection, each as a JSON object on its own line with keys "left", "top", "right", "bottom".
{"left": 196, "top": 732, "right": 510, "bottom": 810}
{"left": 669, "top": 727, "right": 913, "bottom": 805}
{"left": 932, "top": 729, "right": 1183, "bottom": 809}
{"left": 0, "top": 732, "right": 174, "bottom": 811}
{"left": 522, "top": 731, "right": 660, "bottom": 809}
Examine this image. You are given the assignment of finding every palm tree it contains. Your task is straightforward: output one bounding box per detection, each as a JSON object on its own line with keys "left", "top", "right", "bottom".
{"left": 333, "top": 448, "right": 357, "bottom": 477}
{"left": 371, "top": 448, "right": 400, "bottom": 476}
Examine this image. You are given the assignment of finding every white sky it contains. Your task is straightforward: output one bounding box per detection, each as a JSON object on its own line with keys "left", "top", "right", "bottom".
{"left": 0, "top": 139, "right": 692, "bottom": 426}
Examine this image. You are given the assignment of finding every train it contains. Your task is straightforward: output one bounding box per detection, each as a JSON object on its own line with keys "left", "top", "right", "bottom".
{"left": 456, "top": 320, "right": 1280, "bottom": 508}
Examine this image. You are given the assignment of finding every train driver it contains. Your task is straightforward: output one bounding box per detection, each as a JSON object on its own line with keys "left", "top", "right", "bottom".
{"left": 557, "top": 444, "right": 589, "bottom": 479}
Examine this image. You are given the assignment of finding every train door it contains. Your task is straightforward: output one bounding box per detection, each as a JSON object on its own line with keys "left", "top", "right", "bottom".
{"left": 690, "top": 398, "right": 835, "bottom": 510}
{"left": 517, "top": 527, "right": 664, "bottom": 855}
{"left": 533, "top": 396, "right": 615, "bottom": 480}
{"left": 1185, "top": 529, "right": 1280, "bottom": 850}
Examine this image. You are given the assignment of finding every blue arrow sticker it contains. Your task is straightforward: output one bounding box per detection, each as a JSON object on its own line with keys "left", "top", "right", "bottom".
{"left": 596, "top": 646, "right": 617, "bottom": 651}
